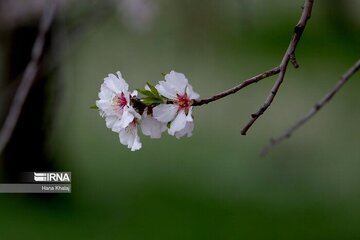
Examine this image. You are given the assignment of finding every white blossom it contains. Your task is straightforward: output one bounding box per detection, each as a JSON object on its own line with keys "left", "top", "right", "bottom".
{"left": 96, "top": 71, "right": 140, "bottom": 133}
{"left": 152, "top": 71, "right": 199, "bottom": 137}
{"left": 96, "top": 70, "right": 200, "bottom": 151}
{"left": 96, "top": 71, "right": 142, "bottom": 151}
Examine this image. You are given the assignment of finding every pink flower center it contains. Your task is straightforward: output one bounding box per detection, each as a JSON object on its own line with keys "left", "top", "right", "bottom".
{"left": 116, "top": 93, "right": 127, "bottom": 109}
{"left": 177, "top": 94, "right": 191, "bottom": 110}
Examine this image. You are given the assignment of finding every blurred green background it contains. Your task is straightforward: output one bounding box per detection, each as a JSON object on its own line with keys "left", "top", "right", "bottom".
{"left": 0, "top": 0, "right": 360, "bottom": 239}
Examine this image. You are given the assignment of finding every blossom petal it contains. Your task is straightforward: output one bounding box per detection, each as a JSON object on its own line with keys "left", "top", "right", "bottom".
{"left": 117, "top": 109, "right": 135, "bottom": 129}
{"left": 130, "top": 135, "right": 142, "bottom": 151}
{"left": 126, "top": 106, "right": 141, "bottom": 119}
{"left": 174, "top": 121, "right": 194, "bottom": 139}
{"left": 104, "top": 76, "right": 121, "bottom": 93}
{"left": 97, "top": 84, "right": 115, "bottom": 116}
{"left": 98, "top": 84, "right": 113, "bottom": 100}
{"left": 130, "top": 90, "right": 138, "bottom": 97}
{"left": 105, "top": 115, "right": 118, "bottom": 130}
{"left": 186, "top": 84, "right": 200, "bottom": 100}
{"left": 140, "top": 113, "right": 167, "bottom": 139}
{"left": 186, "top": 107, "right": 193, "bottom": 122}
{"left": 97, "top": 103, "right": 114, "bottom": 117}
{"left": 153, "top": 104, "right": 178, "bottom": 123}
{"left": 165, "top": 71, "right": 188, "bottom": 94}
{"left": 104, "top": 71, "right": 129, "bottom": 93}
{"left": 116, "top": 71, "right": 129, "bottom": 92}
{"left": 168, "top": 110, "right": 187, "bottom": 135}
{"left": 119, "top": 125, "right": 142, "bottom": 151}
{"left": 156, "top": 81, "right": 177, "bottom": 100}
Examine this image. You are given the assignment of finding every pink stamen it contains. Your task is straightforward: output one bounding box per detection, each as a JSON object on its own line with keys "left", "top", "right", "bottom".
{"left": 177, "top": 93, "right": 191, "bottom": 110}
{"left": 116, "top": 93, "right": 127, "bottom": 109}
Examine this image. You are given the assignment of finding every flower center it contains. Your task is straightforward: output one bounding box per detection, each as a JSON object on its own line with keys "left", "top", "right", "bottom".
{"left": 177, "top": 94, "right": 191, "bottom": 110}
{"left": 115, "top": 93, "right": 127, "bottom": 109}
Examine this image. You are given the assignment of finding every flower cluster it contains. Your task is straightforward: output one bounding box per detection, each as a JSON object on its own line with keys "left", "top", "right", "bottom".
{"left": 96, "top": 70, "right": 199, "bottom": 151}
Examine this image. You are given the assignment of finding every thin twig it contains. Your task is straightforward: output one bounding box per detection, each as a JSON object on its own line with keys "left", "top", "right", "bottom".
{"left": 261, "top": 59, "right": 360, "bottom": 155}
{"left": 241, "top": 0, "right": 314, "bottom": 135}
{"left": 0, "top": 0, "right": 58, "bottom": 154}
{"left": 192, "top": 67, "right": 281, "bottom": 106}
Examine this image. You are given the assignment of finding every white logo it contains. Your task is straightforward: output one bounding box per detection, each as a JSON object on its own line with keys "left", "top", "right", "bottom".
{"left": 34, "top": 172, "right": 71, "bottom": 182}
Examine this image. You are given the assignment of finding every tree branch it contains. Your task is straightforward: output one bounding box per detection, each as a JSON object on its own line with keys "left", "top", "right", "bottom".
{"left": 192, "top": 67, "right": 281, "bottom": 106}
{"left": 191, "top": 0, "right": 314, "bottom": 136}
{"left": 241, "top": 0, "right": 314, "bottom": 135}
{"left": 261, "top": 59, "right": 360, "bottom": 155}
{"left": 0, "top": 0, "right": 58, "bottom": 154}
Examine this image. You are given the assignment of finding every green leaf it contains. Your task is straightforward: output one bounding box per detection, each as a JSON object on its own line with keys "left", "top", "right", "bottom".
{"left": 136, "top": 88, "right": 156, "bottom": 97}
{"left": 141, "top": 96, "right": 164, "bottom": 105}
{"left": 90, "top": 105, "right": 98, "bottom": 110}
{"left": 146, "top": 82, "right": 159, "bottom": 97}
{"left": 141, "top": 99, "right": 154, "bottom": 105}
{"left": 161, "top": 72, "right": 166, "bottom": 77}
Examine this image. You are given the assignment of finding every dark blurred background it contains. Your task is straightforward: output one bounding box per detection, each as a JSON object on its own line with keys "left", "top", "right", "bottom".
{"left": 0, "top": 0, "right": 359, "bottom": 239}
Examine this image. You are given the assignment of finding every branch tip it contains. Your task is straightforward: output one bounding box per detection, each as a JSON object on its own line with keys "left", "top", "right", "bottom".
{"left": 261, "top": 59, "right": 360, "bottom": 155}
